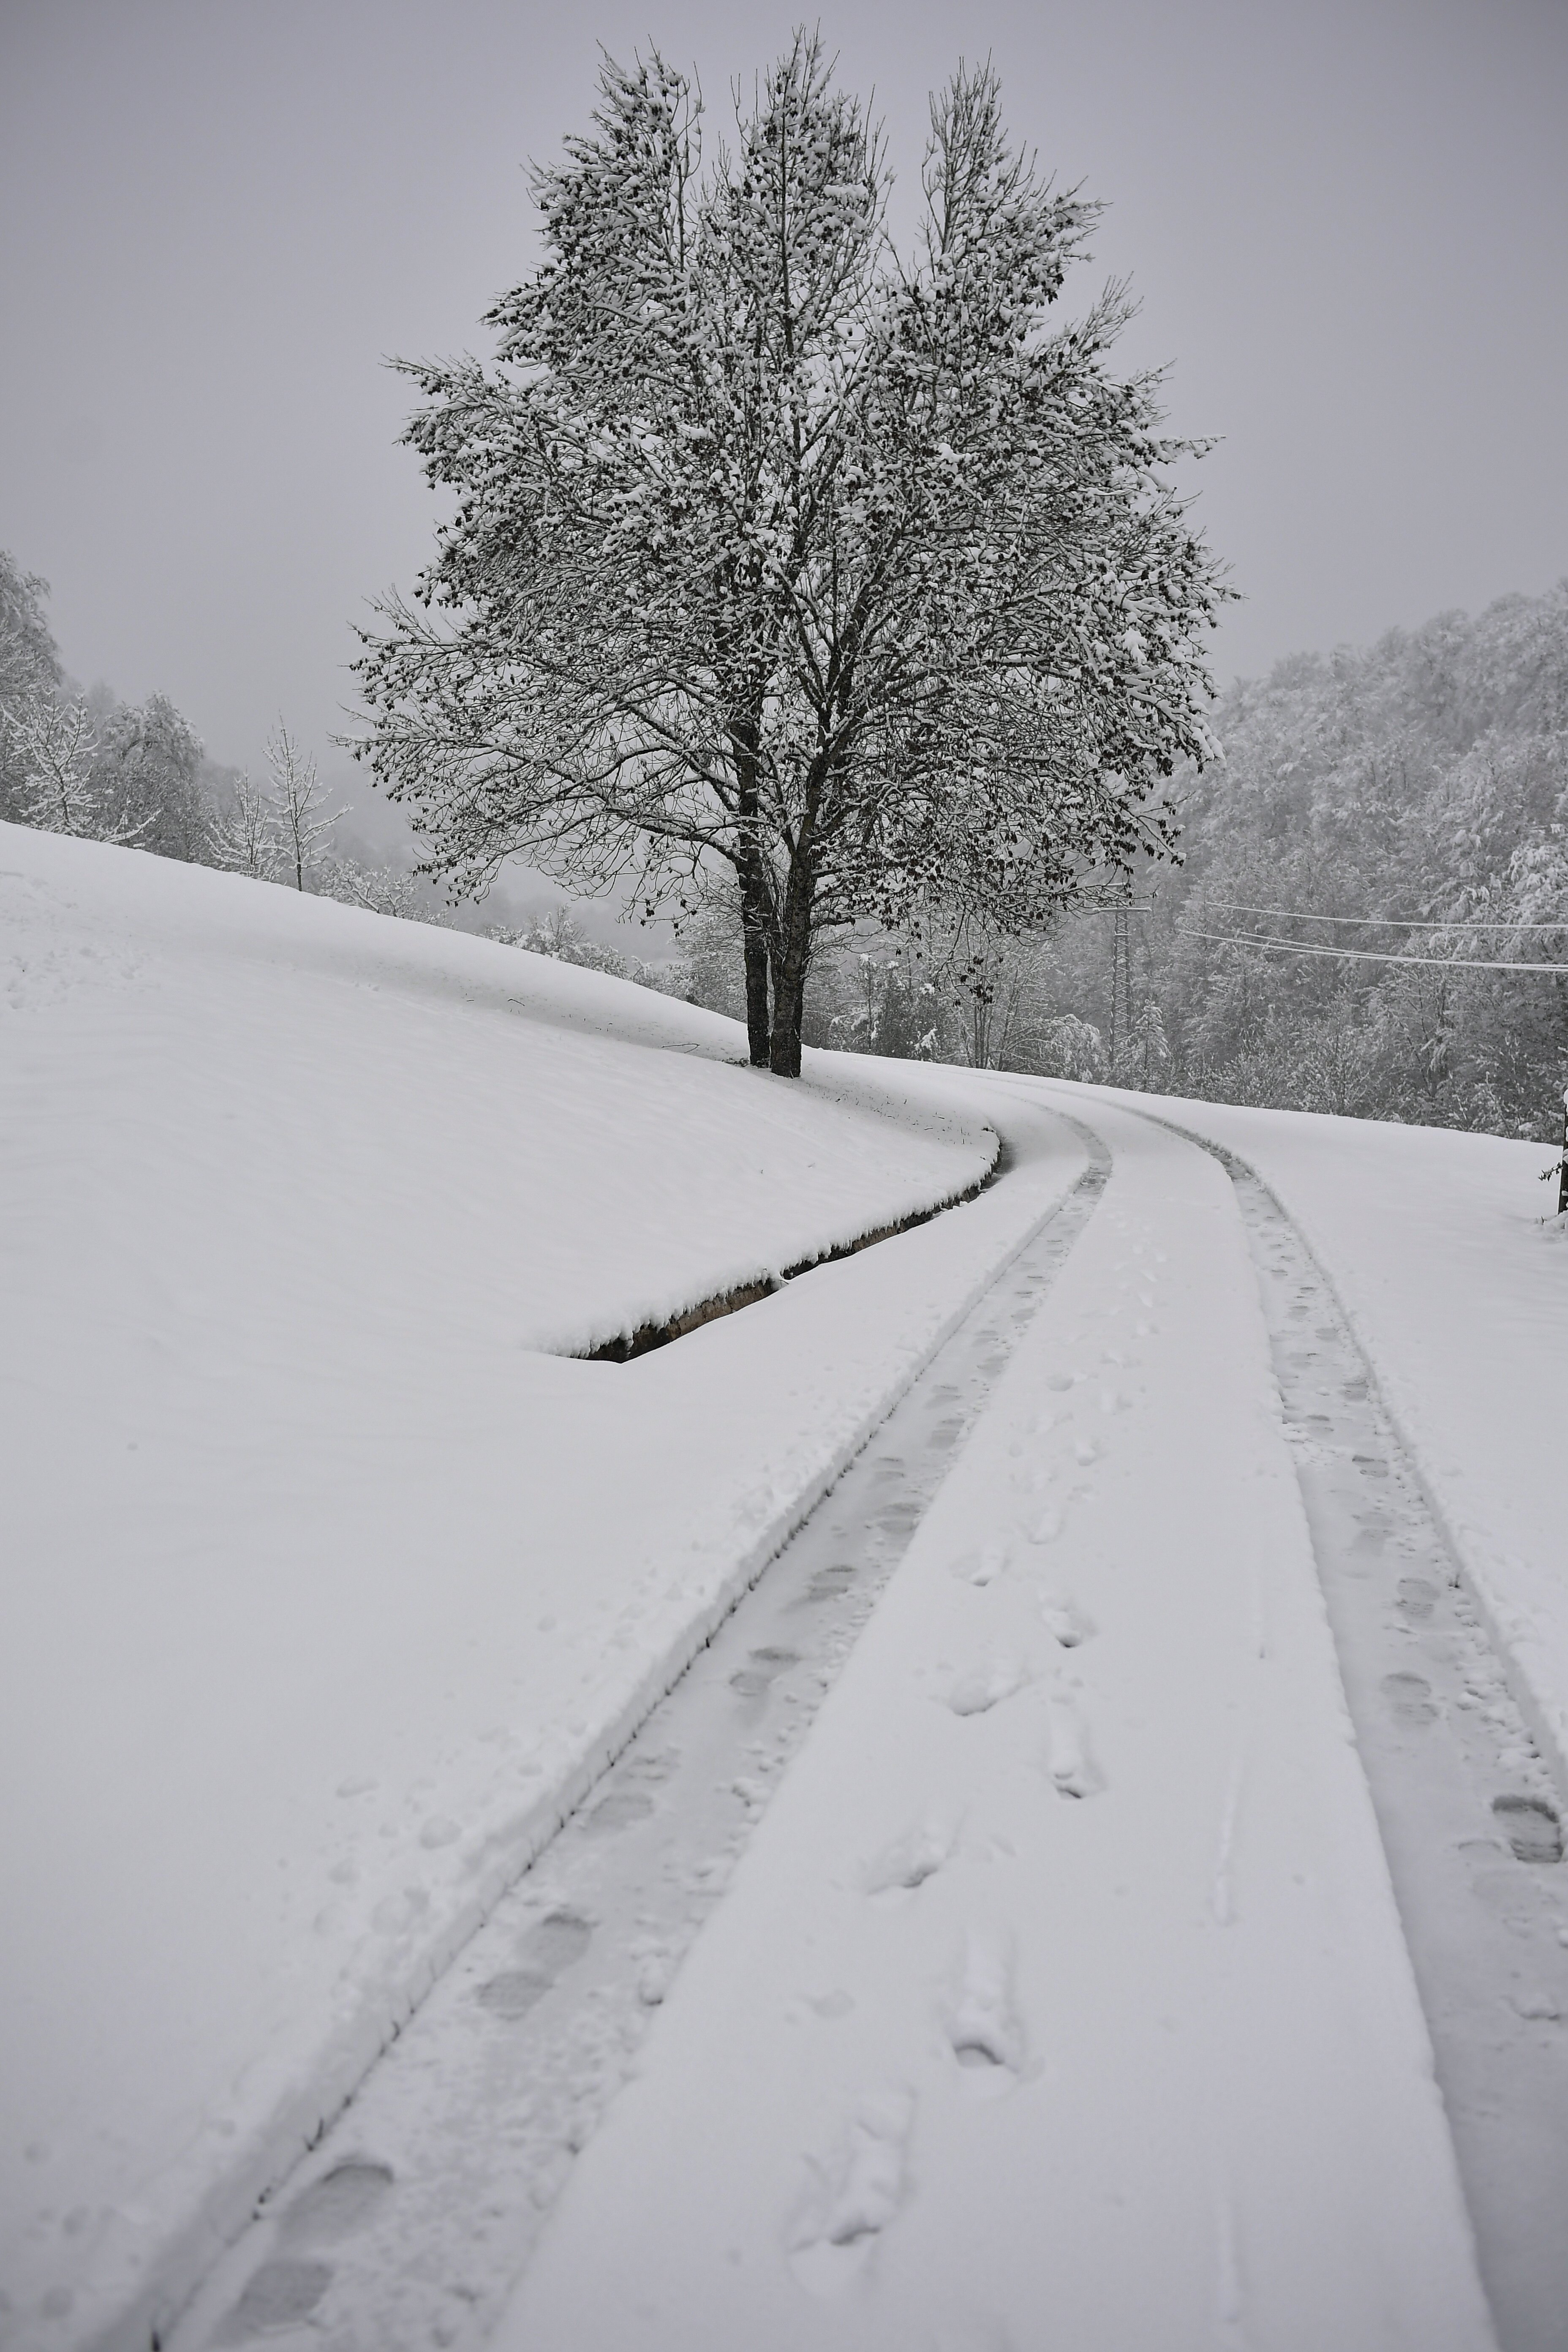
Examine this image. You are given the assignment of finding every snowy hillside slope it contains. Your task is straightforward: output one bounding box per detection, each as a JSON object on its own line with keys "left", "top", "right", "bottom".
{"left": 0, "top": 829, "right": 1087, "bottom": 2349}
{"left": 0, "top": 825, "right": 997, "bottom": 1358}
{"left": 1070, "top": 1086, "right": 1568, "bottom": 1791}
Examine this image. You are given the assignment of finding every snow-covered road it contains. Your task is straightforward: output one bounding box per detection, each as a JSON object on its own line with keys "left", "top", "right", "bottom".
{"left": 495, "top": 1085, "right": 1504, "bottom": 2352}
{"left": 161, "top": 1085, "right": 1568, "bottom": 2352}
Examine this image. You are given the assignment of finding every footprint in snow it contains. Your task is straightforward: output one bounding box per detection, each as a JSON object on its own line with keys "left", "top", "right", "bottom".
{"left": 946, "top": 1658, "right": 1030, "bottom": 1717}
{"left": 945, "top": 1928, "right": 1026, "bottom": 2082}
{"left": 950, "top": 1540, "right": 1008, "bottom": 1587}
{"left": 1039, "top": 1593, "right": 1096, "bottom": 1649}
{"left": 216, "top": 2259, "right": 334, "bottom": 2342}
{"left": 477, "top": 1909, "right": 593, "bottom": 2019}
{"left": 1493, "top": 1794, "right": 1563, "bottom": 1864}
{"left": 730, "top": 1645, "right": 799, "bottom": 1699}
{"left": 789, "top": 2089, "right": 917, "bottom": 2297}
{"left": 795, "top": 1562, "right": 856, "bottom": 1607}
{"left": 1381, "top": 1671, "right": 1439, "bottom": 1726}
{"left": 864, "top": 1815, "right": 959, "bottom": 1894}
{"left": 278, "top": 2159, "right": 394, "bottom": 2248}
{"left": 1046, "top": 1702, "right": 1104, "bottom": 1798}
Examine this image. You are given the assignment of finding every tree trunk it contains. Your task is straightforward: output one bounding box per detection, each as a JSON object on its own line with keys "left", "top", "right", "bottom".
{"left": 768, "top": 862, "right": 814, "bottom": 1078}
{"left": 740, "top": 856, "right": 772, "bottom": 1067}
{"left": 732, "top": 719, "right": 774, "bottom": 1069}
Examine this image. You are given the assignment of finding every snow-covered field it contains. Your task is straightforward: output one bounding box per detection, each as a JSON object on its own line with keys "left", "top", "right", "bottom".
{"left": 4, "top": 826, "right": 1565, "bottom": 2352}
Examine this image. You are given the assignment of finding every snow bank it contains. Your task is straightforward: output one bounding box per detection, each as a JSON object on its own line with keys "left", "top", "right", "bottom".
{"left": 0, "top": 828, "right": 1083, "bottom": 2348}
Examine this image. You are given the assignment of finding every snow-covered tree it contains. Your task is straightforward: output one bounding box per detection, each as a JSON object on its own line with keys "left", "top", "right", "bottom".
{"left": 317, "top": 853, "right": 425, "bottom": 919}
{"left": 7, "top": 695, "right": 106, "bottom": 837}
{"left": 5, "top": 692, "right": 158, "bottom": 846}
{"left": 1115, "top": 996, "right": 1170, "bottom": 1089}
{"left": 353, "top": 41, "right": 1228, "bottom": 1075}
{"left": 1040, "top": 1013, "right": 1103, "bottom": 1081}
{"left": 94, "top": 693, "right": 208, "bottom": 861}
{"left": 266, "top": 721, "right": 343, "bottom": 891}
{"left": 212, "top": 767, "right": 281, "bottom": 879}
{"left": 0, "top": 552, "right": 63, "bottom": 821}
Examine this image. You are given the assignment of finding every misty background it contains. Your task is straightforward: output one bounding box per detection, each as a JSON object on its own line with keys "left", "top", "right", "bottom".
{"left": 3, "top": 0, "right": 1565, "bottom": 923}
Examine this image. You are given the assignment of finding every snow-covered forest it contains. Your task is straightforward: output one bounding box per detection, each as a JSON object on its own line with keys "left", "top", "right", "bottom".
{"left": 926, "top": 583, "right": 1568, "bottom": 1139}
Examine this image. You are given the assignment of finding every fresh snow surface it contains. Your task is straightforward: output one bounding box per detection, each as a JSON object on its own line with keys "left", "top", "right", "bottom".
{"left": 6, "top": 825, "right": 1562, "bottom": 2352}
{"left": 1076, "top": 1086, "right": 1568, "bottom": 1791}
{"left": 1, "top": 828, "right": 1076, "bottom": 2349}
{"left": 162, "top": 1142, "right": 1108, "bottom": 2352}
{"left": 497, "top": 1089, "right": 1499, "bottom": 2352}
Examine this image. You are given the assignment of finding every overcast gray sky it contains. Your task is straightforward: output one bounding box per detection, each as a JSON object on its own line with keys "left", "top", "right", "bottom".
{"left": 3, "top": 0, "right": 1565, "bottom": 793}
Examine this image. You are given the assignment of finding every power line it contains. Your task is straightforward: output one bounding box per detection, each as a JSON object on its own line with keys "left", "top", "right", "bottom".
{"left": 1198, "top": 899, "right": 1568, "bottom": 934}
{"left": 1176, "top": 924, "right": 1568, "bottom": 976}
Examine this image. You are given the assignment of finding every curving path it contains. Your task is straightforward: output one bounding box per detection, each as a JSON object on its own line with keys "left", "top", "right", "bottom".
{"left": 158, "top": 1086, "right": 1566, "bottom": 2352}
{"left": 493, "top": 1089, "right": 1499, "bottom": 2352}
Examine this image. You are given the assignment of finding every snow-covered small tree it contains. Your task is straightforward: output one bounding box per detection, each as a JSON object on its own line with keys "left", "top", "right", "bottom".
{"left": 1116, "top": 996, "right": 1170, "bottom": 1089}
{"left": 266, "top": 722, "right": 343, "bottom": 891}
{"left": 354, "top": 40, "right": 1228, "bottom": 1075}
{"left": 212, "top": 768, "right": 281, "bottom": 879}
{"left": 318, "top": 853, "right": 426, "bottom": 919}
{"left": 4, "top": 693, "right": 155, "bottom": 845}
{"left": 1040, "top": 1013, "right": 1103, "bottom": 1081}
{"left": 6, "top": 694, "right": 102, "bottom": 836}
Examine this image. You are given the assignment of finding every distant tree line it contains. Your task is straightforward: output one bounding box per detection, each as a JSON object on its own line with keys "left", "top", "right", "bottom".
{"left": 0, "top": 551, "right": 430, "bottom": 917}
{"left": 747, "top": 583, "right": 1566, "bottom": 1143}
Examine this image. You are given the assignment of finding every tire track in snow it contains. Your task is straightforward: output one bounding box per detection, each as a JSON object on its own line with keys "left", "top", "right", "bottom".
{"left": 161, "top": 1130, "right": 1110, "bottom": 2352}
{"left": 501, "top": 1082, "right": 1495, "bottom": 2352}
{"left": 1029, "top": 1088, "right": 1568, "bottom": 2352}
